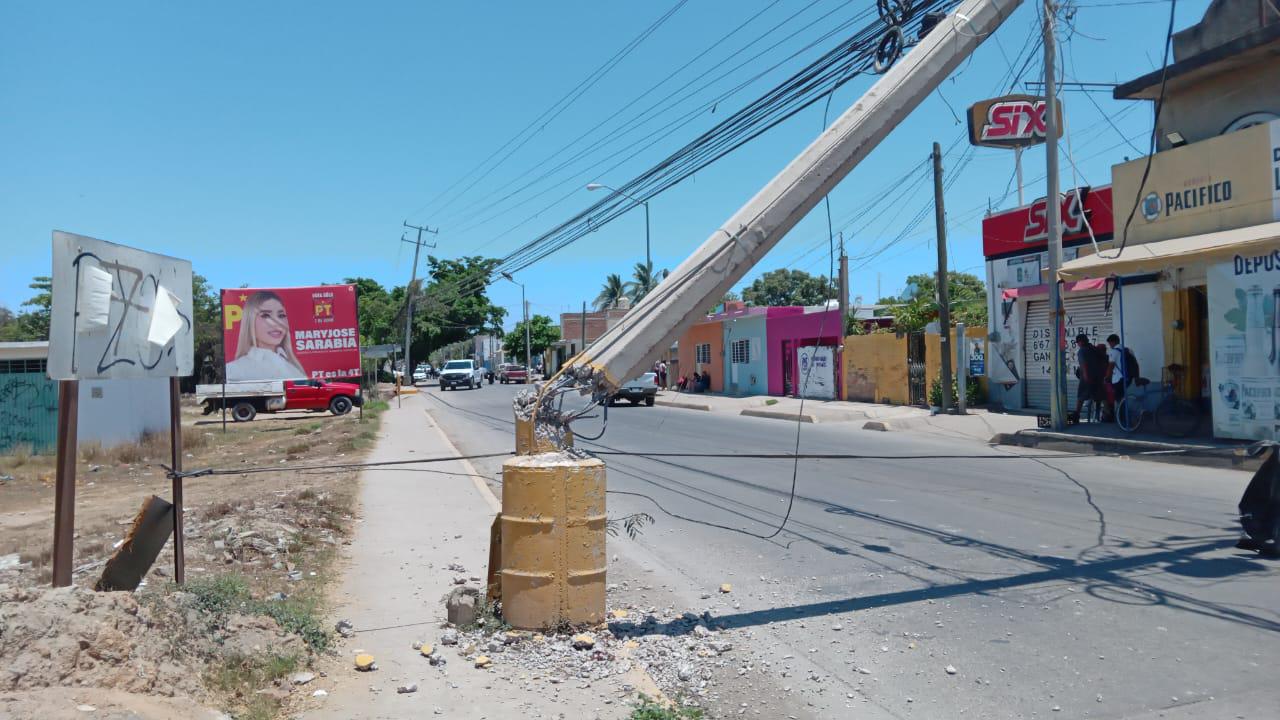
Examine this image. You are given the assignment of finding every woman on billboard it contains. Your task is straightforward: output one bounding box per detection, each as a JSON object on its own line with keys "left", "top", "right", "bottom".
{"left": 226, "top": 291, "right": 308, "bottom": 381}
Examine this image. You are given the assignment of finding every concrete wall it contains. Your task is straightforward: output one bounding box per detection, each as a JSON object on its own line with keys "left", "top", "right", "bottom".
{"left": 1156, "top": 60, "right": 1279, "bottom": 150}
{"left": 843, "top": 333, "right": 908, "bottom": 404}
{"left": 78, "top": 378, "right": 172, "bottom": 448}
{"left": 723, "top": 314, "right": 768, "bottom": 397}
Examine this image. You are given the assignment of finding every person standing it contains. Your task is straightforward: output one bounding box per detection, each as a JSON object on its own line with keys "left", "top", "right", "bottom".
{"left": 1106, "top": 334, "right": 1138, "bottom": 420}
{"left": 1073, "top": 334, "right": 1104, "bottom": 421}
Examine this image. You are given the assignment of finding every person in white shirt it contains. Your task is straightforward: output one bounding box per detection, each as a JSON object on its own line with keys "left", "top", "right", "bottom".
{"left": 226, "top": 291, "right": 308, "bottom": 382}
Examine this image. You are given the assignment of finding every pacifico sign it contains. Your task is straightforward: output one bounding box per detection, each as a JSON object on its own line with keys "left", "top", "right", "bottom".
{"left": 967, "top": 94, "right": 1062, "bottom": 149}
{"left": 1113, "top": 117, "right": 1280, "bottom": 246}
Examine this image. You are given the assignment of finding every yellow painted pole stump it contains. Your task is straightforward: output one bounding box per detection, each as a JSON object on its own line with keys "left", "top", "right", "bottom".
{"left": 499, "top": 452, "right": 606, "bottom": 629}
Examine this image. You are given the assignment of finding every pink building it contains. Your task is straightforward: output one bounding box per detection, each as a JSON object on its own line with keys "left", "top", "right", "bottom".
{"left": 765, "top": 307, "right": 843, "bottom": 397}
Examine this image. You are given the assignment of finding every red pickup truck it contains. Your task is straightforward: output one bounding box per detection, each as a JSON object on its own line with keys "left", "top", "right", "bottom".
{"left": 197, "top": 379, "right": 363, "bottom": 422}
{"left": 498, "top": 364, "right": 528, "bottom": 384}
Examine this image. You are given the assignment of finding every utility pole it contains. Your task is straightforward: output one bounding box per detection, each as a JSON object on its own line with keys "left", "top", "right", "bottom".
{"left": 581, "top": 301, "right": 587, "bottom": 354}
{"left": 932, "top": 142, "right": 952, "bottom": 414}
{"left": 401, "top": 222, "right": 438, "bottom": 406}
{"left": 837, "top": 233, "right": 849, "bottom": 337}
{"left": 1042, "top": 0, "right": 1067, "bottom": 430}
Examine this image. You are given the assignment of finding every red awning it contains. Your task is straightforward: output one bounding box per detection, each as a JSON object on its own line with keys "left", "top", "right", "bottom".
{"left": 1001, "top": 277, "right": 1106, "bottom": 300}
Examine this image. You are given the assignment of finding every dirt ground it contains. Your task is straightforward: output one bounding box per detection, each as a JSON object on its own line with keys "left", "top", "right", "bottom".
{"left": 0, "top": 394, "right": 387, "bottom": 719}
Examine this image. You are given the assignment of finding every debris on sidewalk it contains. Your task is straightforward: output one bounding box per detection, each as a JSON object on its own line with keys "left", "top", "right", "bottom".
{"left": 354, "top": 654, "right": 376, "bottom": 671}
{"left": 444, "top": 585, "right": 480, "bottom": 626}
{"left": 397, "top": 682, "right": 419, "bottom": 693}
{"left": 571, "top": 633, "right": 596, "bottom": 650}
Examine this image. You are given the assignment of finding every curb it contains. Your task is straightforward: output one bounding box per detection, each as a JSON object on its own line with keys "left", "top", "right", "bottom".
{"left": 739, "top": 409, "right": 817, "bottom": 423}
{"left": 990, "top": 431, "right": 1260, "bottom": 471}
{"left": 654, "top": 399, "right": 712, "bottom": 412}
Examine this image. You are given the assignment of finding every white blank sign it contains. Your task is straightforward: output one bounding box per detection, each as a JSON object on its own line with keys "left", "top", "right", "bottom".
{"left": 48, "top": 231, "right": 194, "bottom": 380}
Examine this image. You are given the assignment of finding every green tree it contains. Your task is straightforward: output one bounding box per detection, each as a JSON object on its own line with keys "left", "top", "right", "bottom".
{"left": 741, "top": 269, "right": 835, "bottom": 307}
{"left": 411, "top": 256, "right": 507, "bottom": 361}
{"left": 503, "top": 314, "right": 560, "bottom": 362}
{"left": 0, "top": 276, "right": 52, "bottom": 341}
{"left": 346, "top": 276, "right": 397, "bottom": 347}
{"left": 595, "top": 273, "right": 626, "bottom": 310}
{"left": 878, "top": 272, "right": 987, "bottom": 332}
{"left": 189, "top": 274, "right": 223, "bottom": 385}
{"left": 625, "top": 262, "right": 667, "bottom": 304}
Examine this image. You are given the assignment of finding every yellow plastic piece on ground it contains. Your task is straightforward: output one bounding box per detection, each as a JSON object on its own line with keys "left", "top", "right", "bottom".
{"left": 474, "top": 655, "right": 492, "bottom": 669}
{"left": 719, "top": 583, "right": 732, "bottom": 593}
{"left": 500, "top": 453, "right": 606, "bottom": 630}
{"left": 354, "top": 653, "right": 375, "bottom": 671}
{"left": 419, "top": 644, "right": 434, "bottom": 657}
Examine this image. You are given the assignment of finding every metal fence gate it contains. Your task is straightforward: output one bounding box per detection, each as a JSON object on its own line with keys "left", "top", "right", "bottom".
{"left": 907, "top": 331, "right": 927, "bottom": 407}
{"left": 0, "top": 360, "right": 58, "bottom": 454}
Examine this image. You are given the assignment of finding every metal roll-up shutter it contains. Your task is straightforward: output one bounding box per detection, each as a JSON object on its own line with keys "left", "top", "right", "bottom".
{"left": 1024, "top": 301, "right": 1052, "bottom": 410}
{"left": 1022, "top": 294, "right": 1114, "bottom": 412}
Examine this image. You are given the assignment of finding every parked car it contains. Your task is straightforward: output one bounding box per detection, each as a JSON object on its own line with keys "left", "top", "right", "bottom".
{"left": 609, "top": 372, "right": 658, "bottom": 406}
{"left": 195, "top": 379, "right": 362, "bottom": 422}
{"left": 439, "top": 359, "right": 485, "bottom": 390}
{"left": 499, "top": 364, "right": 528, "bottom": 384}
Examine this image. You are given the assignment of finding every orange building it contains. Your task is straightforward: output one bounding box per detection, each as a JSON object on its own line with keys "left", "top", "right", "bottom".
{"left": 677, "top": 318, "right": 725, "bottom": 393}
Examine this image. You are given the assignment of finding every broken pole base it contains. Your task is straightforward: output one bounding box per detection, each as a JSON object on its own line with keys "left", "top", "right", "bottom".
{"left": 499, "top": 452, "right": 605, "bottom": 630}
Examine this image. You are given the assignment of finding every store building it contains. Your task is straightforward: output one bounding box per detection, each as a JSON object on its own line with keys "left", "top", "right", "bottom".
{"left": 983, "top": 186, "right": 1164, "bottom": 412}
{"left": 1056, "top": 0, "right": 1280, "bottom": 439}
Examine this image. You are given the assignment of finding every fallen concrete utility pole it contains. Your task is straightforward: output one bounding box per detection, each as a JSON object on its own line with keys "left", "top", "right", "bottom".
{"left": 501, "top": 0, "right": 1022, "bottom": 631}
{"left": 560, "top": 0, "right": 1022, "bottom": 402}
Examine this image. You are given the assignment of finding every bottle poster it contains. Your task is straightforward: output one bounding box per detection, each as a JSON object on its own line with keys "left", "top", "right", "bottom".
{"left": 1208, "top": 253, "right": 1280, "bottom": 440}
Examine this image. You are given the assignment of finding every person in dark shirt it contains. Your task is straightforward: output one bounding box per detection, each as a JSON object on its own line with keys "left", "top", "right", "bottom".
{"left": 1074, "top": 334, "right": 1104, "bottom": 421}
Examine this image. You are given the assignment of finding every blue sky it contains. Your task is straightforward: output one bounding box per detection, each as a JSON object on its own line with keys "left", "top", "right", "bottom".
{"left": 1, "top": 0, "right": 1210, "bottom": 330}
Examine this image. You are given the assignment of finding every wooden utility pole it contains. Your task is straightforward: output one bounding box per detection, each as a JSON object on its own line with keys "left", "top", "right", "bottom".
{"left": 400, "top": 222, "right": 438, "bottom": 405}
{"left": 932, "top": 142, "right": 952, "bottom": 414}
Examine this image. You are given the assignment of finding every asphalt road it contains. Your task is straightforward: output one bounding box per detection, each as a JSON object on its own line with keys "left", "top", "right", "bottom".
{"left": 419, "top": 381, "right": 1279, "bottom": 719}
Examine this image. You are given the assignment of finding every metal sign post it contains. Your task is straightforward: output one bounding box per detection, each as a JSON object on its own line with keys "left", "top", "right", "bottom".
{"left": 168, "top": 376, "right": 185, "bottom": 584}
{"left": 52, "top": 380, "right": 79, "bottom": 587}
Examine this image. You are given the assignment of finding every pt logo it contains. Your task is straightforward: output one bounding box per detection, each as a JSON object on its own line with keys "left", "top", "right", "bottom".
{"left": 981, "top": 100, "right": 1049, "bottom": 142}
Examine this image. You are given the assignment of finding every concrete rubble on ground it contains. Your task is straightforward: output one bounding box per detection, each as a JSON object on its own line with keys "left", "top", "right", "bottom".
{"left": 418, "top": 597, "right": 755, "bottom": 711}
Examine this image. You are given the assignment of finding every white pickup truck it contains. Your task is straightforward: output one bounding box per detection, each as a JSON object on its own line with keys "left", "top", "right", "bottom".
{"left": 438, "top": 359, "right": 485, "bottom": 391}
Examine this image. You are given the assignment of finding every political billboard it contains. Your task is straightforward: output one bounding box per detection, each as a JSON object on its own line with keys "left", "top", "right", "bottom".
{"left": 222, "top": 285, "right": 359, "bottom": 382}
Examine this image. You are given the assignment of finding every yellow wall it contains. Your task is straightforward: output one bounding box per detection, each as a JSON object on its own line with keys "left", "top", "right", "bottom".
{"left": 842, "top": 333, "right": 908, "bottom": 404}
{"left": 842, "top": 328, "right": 988, "bottom": 405}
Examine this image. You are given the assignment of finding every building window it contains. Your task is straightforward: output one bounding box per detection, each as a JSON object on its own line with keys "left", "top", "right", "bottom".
{"left": 0, "top": 358, "right": 46, "bottom": 374}
{"left": 731, "top": 338, "right": 750, "bottom": 364}
{"left": 695, "top": 343, "right": 711, "bottom": 365}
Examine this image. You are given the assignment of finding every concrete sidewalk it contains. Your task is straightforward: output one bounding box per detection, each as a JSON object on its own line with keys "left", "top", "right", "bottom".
{"left": 655, "top": 390, "right": 1038, "bottom": 442}
{"left": 299, "top": 394, "right": 629, "bottom": 720}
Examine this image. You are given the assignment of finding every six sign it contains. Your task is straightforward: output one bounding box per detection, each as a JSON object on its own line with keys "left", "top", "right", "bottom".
{"left": 967, "top": 94, "right": 1063, "bottom": 149}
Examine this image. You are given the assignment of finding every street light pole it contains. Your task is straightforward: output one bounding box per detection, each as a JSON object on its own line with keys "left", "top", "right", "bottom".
{"left": 502, "top": 272, "right": 531, "bottom": 384}
{"left": 587, "top": 182, "right": 650, "bottom": 272}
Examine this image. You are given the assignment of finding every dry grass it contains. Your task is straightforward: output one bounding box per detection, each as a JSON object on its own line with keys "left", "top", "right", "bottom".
{"left": 4, "top": 442, "right": 35, "bottom": 467}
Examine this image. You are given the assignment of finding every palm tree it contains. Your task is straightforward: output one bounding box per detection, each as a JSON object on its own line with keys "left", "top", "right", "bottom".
{"left": 625, "top": 262, "right": 667, "bottom": 303}
{"left": 594, "top": 274, "right": 626, "bottom": 310}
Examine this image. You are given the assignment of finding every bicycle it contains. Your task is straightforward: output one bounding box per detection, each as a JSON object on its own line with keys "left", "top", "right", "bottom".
{"left": 1115, "top": 364, "right": 1201, "bottom": 438}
